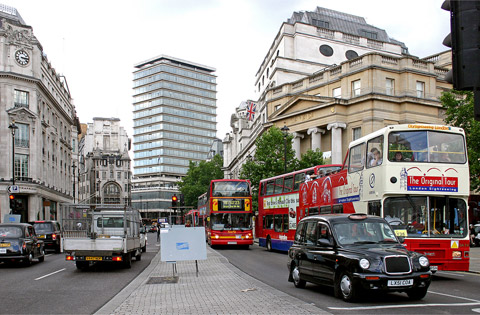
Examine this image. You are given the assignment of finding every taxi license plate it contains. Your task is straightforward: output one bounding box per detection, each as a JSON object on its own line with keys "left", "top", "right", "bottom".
{"left": 387, "top": 279, "right": 413, "bottom": 287}
{"left": 430, "top": 265, "right": 438, "bottom": 271}
{"left": 86, "top": 256, "right": 102, "bottom": 261}
{"left": 0, "top": 243, "right": 10, "bottom": 247}
{"left": 38, "top": 235, "right": 45, "bottom": 239}
{"left": 0, "top": 248, "right": 6, "bottom": 254}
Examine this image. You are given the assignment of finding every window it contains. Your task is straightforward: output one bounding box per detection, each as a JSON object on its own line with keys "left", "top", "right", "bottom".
{"left": 352, "top": 127, "right": 361, "bottom": 141}
{"left": 264, "top": 215, "right": 274, "bottom": 230}
{"left": 265, "top": 180, "right": 275, "bottom": 196}
{"left": 333, "top": 87, "right": 341, "bottom": 98}
{"left": 15, "top": 123, "right": 29, "bottom": 148}
{"left": 319, "top": 45, "right": 334, "bottom": 57}
{"left": 293, "top": 172, "right": 305, "bottom": 191}
{"left": 274, "top": 177, "right": 283, "bottom": 194}
{"left": 386, "top": 78, "right": 395, "bottom": 96}
{"left": 294, "top": 222, "right": 306, "bottom": 244}
{"left": 14, "top": 154, "right": 28, "bottom": 178}
{"left": 305, "top": 221, "right": 317, "bottom": 245}
{"left": 367, "top": 136, "right": 384, "bottom": 168}
{"left": 318, "top": 223, "right": 331, "bottom": 243}
{"left": 312, "top": 19, "right": 329, "bottom": 28}
{"left": 352, "top": 80, "right": 361, "bottom": 97}
{"left": 360, "top": 29, "right": 378, "bottom": 40}
{"left": 416, "top": 81, "right": 425, "bottom": 98}
{"left": 283, "top": 175, "right": 294, "bottom": 193}
{"left": 117, "top": 172, "right": 121, "bottom": 180}
{"left": 14, "top": 90, "right": 29, "bottom": 108}
{"left": 348, "top": 143, "right": 365, "bottom": 173}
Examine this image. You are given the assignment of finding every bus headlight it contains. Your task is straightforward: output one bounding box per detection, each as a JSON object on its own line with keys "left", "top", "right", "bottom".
{"left": 215, "top": 235, "right": 219, "bottom": 239}
{"left": 359, "top": 258, "right": 370, "bottom": 269}
{"left": 419, "top": 256, "right": 429, "bottom": 267}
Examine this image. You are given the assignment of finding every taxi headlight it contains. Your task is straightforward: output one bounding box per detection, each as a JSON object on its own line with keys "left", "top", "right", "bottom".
{"left": 359, "top": 258, "right": 370, "bottom": 269}
{"left": 419, "top": 256, "right": 429, "bottom": 267}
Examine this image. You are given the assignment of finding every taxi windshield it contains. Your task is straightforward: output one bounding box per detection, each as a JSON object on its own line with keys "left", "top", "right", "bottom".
{"left": 0, "top": 226, "right": 23, "bottom": 238}
{"left": 332, "top": 221, "right": 398, "bottom": 246}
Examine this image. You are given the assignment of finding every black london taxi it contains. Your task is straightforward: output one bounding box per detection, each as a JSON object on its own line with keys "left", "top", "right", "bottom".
{"left": 287, "top": 214, "right": 431, "bottom": 302}
{"left": 0, "top": 223, "right": 45, "bottom": 266}
{"left": 32, "top": 220, "right": 63, "bottom": 253}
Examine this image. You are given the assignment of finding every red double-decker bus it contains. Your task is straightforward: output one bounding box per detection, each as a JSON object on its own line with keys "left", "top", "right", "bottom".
{"left": 184, "top": 209, "right": 206, "bottom": 227}
{"left": 201, "top": 179, "right": 254, "bottom": 248}
{"left": 257, "top": 164, "right": 342, "bottom": 251}
{"left": 299, "top": 124, "right": 470, "bottom": 271}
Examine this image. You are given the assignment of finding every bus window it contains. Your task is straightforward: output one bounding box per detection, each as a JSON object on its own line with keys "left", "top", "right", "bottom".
{"left": 284, "top": 175, "right": 294, "bottom": 192}
{"left": 283, "top": 214, "right": 289, "bottom": 232}
{"left": 274, "top": 177, "right": 284, "bottom": 194}
{"left": 332, "top": 204, "right": 344, "bottom": 213}
{"left": 264, "top": 215, "right": 274, "bottom": 229}
{"left": 367, "top": 136, "right": 384, "bottom": 168}
{"left": 310, "top": 207, "right": 320, "bottom": 215}
{"left": 319, "top": 206, "right": 330, "bottom": 214}
{"left": 274, "top": 215, "right": 283, "bottom": 232}
{"left": 293, "top": 172, "right": 305, "bottom": 191}
{"left": 348, "top": 143, "right": 365, "bottom": 173}
{"left": 266, "top": 180, "right": 275, "bottom": 196}
{"left": 368, "top": 200, "right": 381, "bottom": 216}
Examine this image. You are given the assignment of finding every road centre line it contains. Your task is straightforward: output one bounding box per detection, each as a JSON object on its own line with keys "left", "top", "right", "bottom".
{"left": 34, "top": 268, "right": 66, "bottom": 281}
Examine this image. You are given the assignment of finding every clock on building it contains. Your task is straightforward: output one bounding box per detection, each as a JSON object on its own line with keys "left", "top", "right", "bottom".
{"left": 15, "top": 49, "right": 30, "bottom": 66}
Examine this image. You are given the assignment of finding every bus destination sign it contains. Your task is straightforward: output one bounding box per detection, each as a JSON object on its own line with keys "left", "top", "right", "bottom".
{"left": 220, "top": 199, "right": 243, "bottom": 210}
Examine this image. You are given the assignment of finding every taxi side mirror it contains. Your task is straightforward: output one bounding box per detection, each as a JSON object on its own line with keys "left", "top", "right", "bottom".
{"left": 317, "top": 238, "right": 333, "bottom": 247}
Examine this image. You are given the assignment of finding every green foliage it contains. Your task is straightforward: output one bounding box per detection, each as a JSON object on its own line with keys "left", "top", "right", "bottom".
{"left": 177, "top": 154, "right": 224, "bottom": 208}
{"left": 440, "top": 90, "right": 480, "bottom": 191}
{"left": 297, "top": 149, "right": 324, "bottom": 170}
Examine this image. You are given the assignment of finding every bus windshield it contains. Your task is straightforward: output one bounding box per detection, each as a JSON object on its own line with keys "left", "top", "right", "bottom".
{"left": 384, "top": 196, "right": 468, "bottom": 238}
{"left": 211, "top": 213, "right": 252, "bottom": 231}
{"left": 212, "top": 181, "right": 250, "bottom": 197}
{"left": 388, "top": 130, "right": 466, "bottom": 163}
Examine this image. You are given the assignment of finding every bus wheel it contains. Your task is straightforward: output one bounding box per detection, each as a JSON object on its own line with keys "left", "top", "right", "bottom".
{"left": 266, "top": 237, "right": 272, "bottom": 252}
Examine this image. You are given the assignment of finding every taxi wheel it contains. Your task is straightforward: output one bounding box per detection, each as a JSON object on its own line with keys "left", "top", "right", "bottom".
{"left": 291, "top": 264, "right": 306, "bottom": 288}
{"left": 38, "top": 248, "right": 45, "bottom": 262}
{"left": 23, "top": 253, "right": 33, "bottom": 267}
{"left": 406, "top": 287, "right": 428, "bottom": 300}
{"left": 336, "top": 271, "right": 358, "bottom": 302}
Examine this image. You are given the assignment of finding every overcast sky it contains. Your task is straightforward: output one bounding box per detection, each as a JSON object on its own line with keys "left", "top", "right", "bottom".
{"left": 6, "top": 0, "right": 450, "bottom": 140}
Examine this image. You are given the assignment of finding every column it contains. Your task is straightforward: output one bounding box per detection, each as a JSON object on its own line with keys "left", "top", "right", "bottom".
{"left": 307, "top": 127, "right": 325, "bottom": 151}
{"left": 292, "top": 132, "right": 304, "bottom": 160}
{"left": 327, "top": 123, "right": 346, "bottom": 164}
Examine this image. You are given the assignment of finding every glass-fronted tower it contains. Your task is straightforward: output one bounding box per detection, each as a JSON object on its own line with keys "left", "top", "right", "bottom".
{"left": 132, "top": 55, "right": 217, "bottom": 218}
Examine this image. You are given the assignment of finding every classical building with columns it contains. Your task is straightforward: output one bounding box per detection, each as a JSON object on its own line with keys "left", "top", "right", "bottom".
{"left": 0, "top": 4, "right": 80, "bottom": 222}
{"left": 223, "top": 6, "right": 451, "bottom": 178}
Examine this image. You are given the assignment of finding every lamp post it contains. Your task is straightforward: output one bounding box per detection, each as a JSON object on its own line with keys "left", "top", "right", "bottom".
{"left": 8, "top": 121, "right": 18, "bottom": 186}
{"left": 281, "top": 124, "right": 290, "bottom": 173}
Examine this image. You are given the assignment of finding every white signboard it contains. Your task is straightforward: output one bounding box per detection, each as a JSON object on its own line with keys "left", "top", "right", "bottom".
{"left": 160, "top": 227, "right": 207, "bottom": 262}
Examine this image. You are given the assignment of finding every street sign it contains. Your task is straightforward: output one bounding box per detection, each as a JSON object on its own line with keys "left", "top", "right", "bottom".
{"left": 7, "top": 185, "right": 19, "bottom": 193}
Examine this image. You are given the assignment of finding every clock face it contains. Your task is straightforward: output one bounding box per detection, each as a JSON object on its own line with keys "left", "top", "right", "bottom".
{"left": 15, "top": 49, "right": 30, "bottom": 66}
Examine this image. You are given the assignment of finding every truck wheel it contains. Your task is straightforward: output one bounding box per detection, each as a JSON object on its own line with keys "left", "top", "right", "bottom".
{"left": 136, "top": 251, "right": 142, "bottom": 261}
{"left": 124, "top": 253, "right": 132, "bottom": 268}
{"left": 76, "top": 261, "right": 89, "bottom": 270}
{"left": 142, "top": 244, "right": 146, "bottom": 253}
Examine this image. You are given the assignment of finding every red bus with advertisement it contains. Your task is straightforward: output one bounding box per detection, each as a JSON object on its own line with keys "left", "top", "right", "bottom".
{"left": 184, "top": 209, "right": 206, "bottom": 227}
{"left": 201, "top": 179, "right": 254, "bottom": 247}
{"left": 256, "top": 164, "right": 342, "bottom": 251}
{"left": 299, "top": 124, "right": 470, "bottom": 271}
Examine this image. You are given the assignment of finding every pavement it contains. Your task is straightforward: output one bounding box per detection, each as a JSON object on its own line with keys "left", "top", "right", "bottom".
{"left": 95, "top": 243, "right": 480, "bottom": 315}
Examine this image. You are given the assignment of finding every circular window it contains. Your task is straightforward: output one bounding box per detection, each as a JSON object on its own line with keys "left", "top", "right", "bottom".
{"left": 319, "top": 45, "right": 334, "bottom": 57}
{"left": 345, "top": 50, "right": 359, "bottom": 60}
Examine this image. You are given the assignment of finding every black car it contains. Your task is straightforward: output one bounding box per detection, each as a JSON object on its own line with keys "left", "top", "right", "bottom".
{"left": 287, "top": 214, "right": 432, "bottom": 302}
{"left": 32, "top": 221, "right": 62, "bottom": 253}
{"left": 0, "top": 223, "right": 45, "bottom": 266}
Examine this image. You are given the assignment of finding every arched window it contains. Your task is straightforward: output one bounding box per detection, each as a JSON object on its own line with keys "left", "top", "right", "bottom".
{"left": 104, "top": 182, "right": 122, "bottom": 204}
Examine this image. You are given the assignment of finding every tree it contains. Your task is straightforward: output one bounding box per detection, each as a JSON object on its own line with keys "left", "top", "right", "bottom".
{"left": 296, "top": 149, "right": 324, "bottom": 170}
{"left": 440, "top": 90, "right": 480, "bottom": 191}
{"left": 177, "top": 154, "right": 224, "bottom": 208}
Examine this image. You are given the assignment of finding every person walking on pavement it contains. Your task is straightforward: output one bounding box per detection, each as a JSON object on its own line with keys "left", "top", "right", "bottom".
{"left": 157, "top": 225, "right": 161, "bottom": 242}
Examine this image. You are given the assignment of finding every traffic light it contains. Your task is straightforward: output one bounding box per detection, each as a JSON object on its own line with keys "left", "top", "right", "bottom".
{"left": 172, "top": 194, "right": 178, "bottom": 208}
{"left": 442, "top": 0, "right": 480, "bottom": 90}
{"left": 179, "top": 194, "right": 184, "bottom": 207}
{"left": 9, "top": 194, "right": 15, "bottom": 210}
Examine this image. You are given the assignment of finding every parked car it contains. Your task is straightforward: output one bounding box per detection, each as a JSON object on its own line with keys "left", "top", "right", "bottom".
{"left": 473, "top": 224, "right": 480, "bottom": 247}
{"left": 0, "top": 223, "right": 45, "bottom": 266}
{"left": 32, "top": 221, "right": 62, "bottom": 253}
{"left": 287, "top": 214, "right": 432, "bottom": 302}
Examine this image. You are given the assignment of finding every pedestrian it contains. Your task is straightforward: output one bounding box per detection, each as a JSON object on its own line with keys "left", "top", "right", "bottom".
{"left": 157, "top": 225, "right": 161, "bottom": 242}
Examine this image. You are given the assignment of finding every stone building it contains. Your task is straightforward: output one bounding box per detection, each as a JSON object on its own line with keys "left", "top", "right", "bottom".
{"left": 223, "top": 7, "right": 451, "bottom": 178}
{"left": 77, "top": 118, "right": 131, "bottom": 205}
{"left": 0, "top": 4, "right": 80, "bottom": 222}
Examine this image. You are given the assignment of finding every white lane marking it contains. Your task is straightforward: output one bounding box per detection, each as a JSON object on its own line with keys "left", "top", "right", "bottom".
{"left": 34, "top": 268, "right": 66, "bottom": 281}
{"left": 329, "top": 302, "right": 480, "bottom": 311}
{"left": 429, "top": 290, "right": 480, "bottom": 302}
{"left": 472, "top": 308, "right": 480, "bottom": 313}
{"left": 435, "top": 271, "right": 465, "bottom": 277}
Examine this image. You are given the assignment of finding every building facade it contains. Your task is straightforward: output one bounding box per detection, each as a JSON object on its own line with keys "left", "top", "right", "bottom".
{"left": 0, "top": 4, "right": 80, "bottom": 222}
{"left": 132, "top": 55, "right": 217, "bottom": 218}
{"left": 223, "top": 7, "right": 452, "bottom": 179}
{"left": 77, "top": 118, "right": 131, "bottom": 205}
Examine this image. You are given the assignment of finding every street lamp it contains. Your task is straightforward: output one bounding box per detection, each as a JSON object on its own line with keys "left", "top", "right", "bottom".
{"left": 281, "top": 124, "right": 290, "bottom": 173}
{"left": 8, "top": 121, "right": 18, "bottom": 186}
